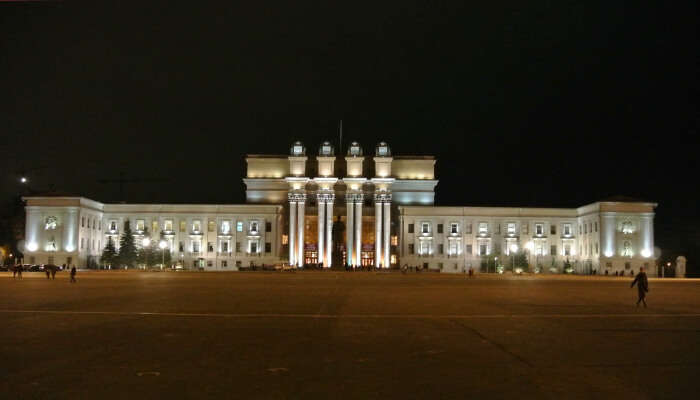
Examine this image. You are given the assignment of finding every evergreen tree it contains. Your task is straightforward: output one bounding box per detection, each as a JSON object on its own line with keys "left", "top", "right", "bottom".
{"left": 118, "top": 219, "right": 137, "bottom": 269}
{"left": 101, "top": 236, "right": 117, "bottom": 268}
{"left": 136, "top": 227, "right": 153, "bottom": 268}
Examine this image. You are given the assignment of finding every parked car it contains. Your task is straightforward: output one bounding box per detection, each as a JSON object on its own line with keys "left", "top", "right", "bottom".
{"left": 0, "top": 265, "right": 8, "bottom": 272}
{"left": 29, "top": 264, "right": 43, "bottom": 272}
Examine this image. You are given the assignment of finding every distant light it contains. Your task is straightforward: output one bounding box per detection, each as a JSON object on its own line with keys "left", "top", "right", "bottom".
{"left": 510, "top": 244, "right": 518, "bottom": 253}
{"left": 65, "top": 245, "right": 74, "bottom": 252}
{"left": 26, "top": 242, "right": 38, "bottom": 252}
{"left": 604, "top": 251, "right": 613, "bottom": 258}
{"left": 142, "top": 238, "right": 151, "bottom": 247}
{"left": 159, "top": 240, "right": 167, "bottom": 249}
{"left": 641, "top": 249, "right": 651, "bottom": 258}
{"left": 20, "top": 177, "right": 27, "bottom": 183}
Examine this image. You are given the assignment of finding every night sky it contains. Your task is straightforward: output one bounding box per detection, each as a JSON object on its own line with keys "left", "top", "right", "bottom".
{"left": 1, "top": 2, "right": 697, "bottom": 270}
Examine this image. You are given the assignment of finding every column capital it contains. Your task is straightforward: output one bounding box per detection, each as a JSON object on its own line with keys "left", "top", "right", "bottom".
{"left": 289, "top": 193, "right": 306, "bottom": 202}
{"left": 354, "top": 193, "right": 364, "bottom": 203}
{"left": 317, "top": 192, "right": 334, "bottom": 203}
{"left": 375, "top": 192, "right": 392, "bottom": 203}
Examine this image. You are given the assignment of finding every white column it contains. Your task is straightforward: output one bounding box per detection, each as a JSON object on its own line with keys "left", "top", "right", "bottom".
{"left": 297, "top": 194, "right": 306, "bottom": 267}
{"left": 326, "top": 196, "right": 334, "bottom": 267}
{"left": 375, "top": 196, "right": 382, "bottom": 268}
{"left": 289, "top": 196, "right": 296, "bottom": 266}
{"left": 346, "top": 195, "right": 354, "bottom": 267}
{"left": 355, "top": 195, "right": 363, "bottom": 267}
{"left": 383, "top": 197, "right": 391, "bottom": 268}
{"left": 317, "top": 194, "right": 325, "bottom": 267}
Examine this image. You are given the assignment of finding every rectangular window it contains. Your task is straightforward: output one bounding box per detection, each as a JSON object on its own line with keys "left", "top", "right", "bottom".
{"left": 250, "top": 242, "right": 258, "bottom": 253}
{"left": 180, "top": 221, "right": 186, "bottom": 232}
{"left": 391, "top": 235, "right": 398, "bottom": 246}
{"left": 478, "top": 223, "right": 488, "bottom": 235}
{"left": 421, "top": 223, "right": 430, "bottom": 234}
{"left": 507, "top": 223, "right": 516, "bottom": 235}
{"left": 179, "top": 241, "right": 184, "bottom": 252}
{"left": 282, "top": 234, "right": 288, "bottom": 245}
{"left": 237, "top": 221, "right": 244, "bottom": 232}
{"left": 563, "top": 224, "right": 571, "bottom": 236}
{"left": 466, "top": 223, "right": 472, "bottom": 234}
{"left": 606, "top": 262, "right": 612, "bottom": 268}
{"left": 408, "top": 244, "right": 414, "bottom": 254}
{"left": 479, "top": 244, "right": 487, "bottom": 256}
{"left": 98, "top": 221, "right": 101, "bottom": 231}
{"left": 221, "top": 260, "right": 228, "bottom": 267}
{"left": 564, "top": 244, "right": 571, "bottom": 256}
{"left": 207, "top": 242, "right": 214, "bottom": 253}
{"left": 390, "top": 254, "right": 396, "bottom": 265}
{"left": 595, "top": 222, "right": 598, "bottom": 232}
{"left": 437, "top": 224, "right": 443, "bottom": 234}
{"left": 221, "top": 241, "right": 229, "bottom": 253}
{"left": 551, "top": 245, "right": 557, "bottom": 256}
{"left": 236, "top": 261, "right": 242, "bottom": 267}
{"left": 236, "top": 242, "right": 241, "bottom": 253}
{"left": 625, "top": 262, "right": 631, "bottom": 270}
{"left": 110, "top": 220, "right": 117, "bottom": 231}
{"left": 266, "top": 222, "right": 272, "bottom": 232}
{"left": 192, "top": 220, "right": 201, "bottom": 232}
{"left": 420, "top": 241, "right": 430, "bottom": 255}
{"left": 152, "top": 220, "right": 158, "bottom": 233}
{"left": 265, "top": 242, "right": 271, "bottom": 253}
{"left": 466, "top": 244, "right": 472, "bottom": 254}
{"left": 408, "top": 224, "right": 414, "bottom": 234}
{"left": 136, "top": 219, "right": 145, "bottom": 231}
{"left": 522, "top": 224, "right": 528, "bottom": 234}
{"left": 81, "top": 217, "right": 85, "bottom": 227}
{"left": 87, "top": 218, "right": 91, "bottom": 229}
{"left": 584, "top": 224, "right": 588, "bottom": 234}
{"left": 550, "top": 225, "right": 556, "bottom": 235}
{"left": 221, "top": 221, "right": 230, "bottom": 234}
{"left": 438, "top": 244, "right": 444, "bottom": 254}
{"left": 81, "top": 238, "right": 84, "bottom": 249}
{"left": 250, "top": 221, "right": 259, "bottom": 233}
{"left": 208, "top": 221, "right": 215, "bottom": 232}
{"left": 164, "top": 220, "right": 173, "bottom": 231}
{"left": 535, "top": 244, "right": 543, "bottom": 256}
{"left": 535, "top": 224, "right": 543, "bottom": 236}
{"left": 450, "top": 223, "right": 458, "bottom": 234}
{"left": 192, "top": 240, "right": 200, "bottom": 253}
{"left": 207, "top": 260, "right": 213, "bottom": 267}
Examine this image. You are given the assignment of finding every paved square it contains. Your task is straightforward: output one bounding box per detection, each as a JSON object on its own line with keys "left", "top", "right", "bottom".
{"left": 1, "top": 271, "right": 699, "bottom": 399}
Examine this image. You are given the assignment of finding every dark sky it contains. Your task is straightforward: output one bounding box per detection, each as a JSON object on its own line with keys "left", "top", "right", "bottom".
{"left": 1, "top": 2, "right": 698, "bottom": 265}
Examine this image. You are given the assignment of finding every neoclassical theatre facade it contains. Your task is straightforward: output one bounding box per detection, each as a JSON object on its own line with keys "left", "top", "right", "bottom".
{"left": 23, "top": 141, "right": 658, "bottom": 275}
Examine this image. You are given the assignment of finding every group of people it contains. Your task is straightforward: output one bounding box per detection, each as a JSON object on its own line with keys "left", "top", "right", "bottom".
{"left": 11, "top": 264, "right": 77, "bottom": 283}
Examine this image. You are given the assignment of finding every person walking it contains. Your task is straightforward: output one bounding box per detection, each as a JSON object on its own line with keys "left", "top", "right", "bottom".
{"left": 70, "top": 265, "right": 77, "bottom": 283}
{"left": 16, "top": 264, "right": 22, "bottom": 279}
{"left": 45, "top": 267, "right": 51, "bottom": 279}
{"left": 50, "top": 265, "right": 57, "bottom": 279}
{"left": 630, "top": 267, "right": 649, "bottom": 308}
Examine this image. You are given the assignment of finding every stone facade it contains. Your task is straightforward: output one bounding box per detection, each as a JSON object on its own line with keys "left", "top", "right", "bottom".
{"left": 23, "top": 141, "right": 657, "bottom": 275}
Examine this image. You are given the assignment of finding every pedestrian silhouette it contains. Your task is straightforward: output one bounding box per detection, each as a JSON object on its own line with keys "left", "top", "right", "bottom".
{"left": 70, "top": 266, "right": 77, "bottom": 283}
{"left": 630, "top": 267, "right": 649, "bottom": 308}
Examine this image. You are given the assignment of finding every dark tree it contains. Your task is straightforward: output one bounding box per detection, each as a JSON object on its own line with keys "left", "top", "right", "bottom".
{"left": 118, "top": 219, "right": 137, "bottom": 268}
{"left": 101, "top": 236, "right": 117, "bottom": 268}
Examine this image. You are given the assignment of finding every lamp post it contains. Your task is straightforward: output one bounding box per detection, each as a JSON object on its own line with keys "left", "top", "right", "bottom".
{"left": 510, "top": 244, "right": 518, "bottom": 272}
{"left": 142, "top": 237, "right": 151, "bottom": 269}
{"left": 665, "top": 262, "right": 670, "bottom": 278}
{"left": 494, "top": 256, "right": 498, "bottom": 273}
{"left": 159, "top": 240, "right": 167, "bottom": 270}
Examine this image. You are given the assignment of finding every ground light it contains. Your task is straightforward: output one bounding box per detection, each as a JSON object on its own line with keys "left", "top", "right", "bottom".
{"left": 159, "top": 240, "right": 167, "bottom": 269}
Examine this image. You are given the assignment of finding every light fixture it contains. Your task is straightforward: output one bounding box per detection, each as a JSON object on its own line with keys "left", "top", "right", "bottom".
{"left": 26, "top": 242, "right": 38, "bottom": 252}
{"left": 159, "top": 240, "right": 167, "bottom": 249}
{"left": 142, "top": 238, "right": 151, "bottom": 247}
{"left": 20, "top": 177, "right": 27, "bottom": 183}
{"left": 604, "top": 251, "right": 613, "bottom": 258}
{"left": 510, "top": 244, "right": 518, "bottom": 253}
{"left": 641, "top": 249, "right": 651, "bottom": 258}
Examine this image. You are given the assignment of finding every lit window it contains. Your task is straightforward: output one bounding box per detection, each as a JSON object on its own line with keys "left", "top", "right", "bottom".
{"left": 622, "top": 221, "right": 633, "bottom": 234}
{"left": 152, "top": 221, "right": 158, "bottom": 233}
{"left": 164, "top": 220, "right": 173, "bottom": 232}
{"left": 292, "top": 145, "right": 303, "bottom": 155}
{"left": 450, "top": 223, "right": 458, "bottom": 234}
{"left": 180, "top": 221, "right": 186, "bottom": 232}
{"left": 507, "top": 223, "right": 516, "bottom": 235}
{"left": 282, "top": 234, "right": 289, "bottom": 245}
{"left": 390, "top": 254, "right": 396, "bottom": 265}
{"left": 535, "top": 224, "right": 543, "bottom": 236}
{"left": 221, "top": 241, "right": 229, "bottom": 253}
{"left": 478, "top": 223, "right": 488, "bottom": 235}
{"left": 208, "top": 221, "right": 215, "bottom": 232}
{"left": 250, "top": 222, "right": 259, "bottom": 233}
{"left": 192, "top": 240, "right": 200, "bottom": 253}
{"left": 109, "top": 220, "right": 117, "bottom": 231}
{"left": 421, "top": 223, "right": 429, "bottom": 234}
{"left": 136, "top": 220, "right": 145, "bottom": 231}
{"left": 250, "top": 241, "right": 258, "bottom": 253}
{"left": 237, "top": 221, "right": 243, "bottom": 232}
{"left": 391, "top": 235, "right": 398, "bottom": 246}
{"left": 563, "top": 224, "right": 572, "bottom": 236}
{"left": 221, "top": 221, "right": 230, "bottom": 234}
{"left": 564, "top": 244, "right": 571, "bottom": 256}
{"left": 192, "top": 220, "right": 201, "bottom": 232}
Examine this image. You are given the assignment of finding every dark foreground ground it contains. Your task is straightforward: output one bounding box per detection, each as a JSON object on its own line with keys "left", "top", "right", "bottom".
{"left": 1, "top": 271, "right": 699, "bottom": 399}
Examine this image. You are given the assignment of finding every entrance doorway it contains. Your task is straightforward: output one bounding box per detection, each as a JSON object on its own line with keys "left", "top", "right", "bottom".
{"left": 305, "top": 251, "right": 317, "bottom": 265}
{"left": 361, "top": 251, "right": 374, "bottom": 267}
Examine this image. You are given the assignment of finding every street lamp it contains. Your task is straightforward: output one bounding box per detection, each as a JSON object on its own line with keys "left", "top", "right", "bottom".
{"left": 159, "top": 240, "right": 167, "bottom": 270}
{"left": 20, "top": 177, "right": 27, "bottom": 183}
{"left": 510, "top": 244, "right": 518, "bottom": 272}
{"left": 494, "top": 256, "right": 498, "bottom": 273}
